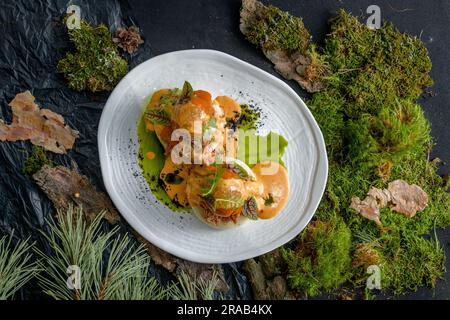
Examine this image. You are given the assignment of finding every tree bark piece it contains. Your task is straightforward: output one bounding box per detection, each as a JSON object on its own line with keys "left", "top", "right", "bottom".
{"left": 240, "top": 0, "right": 327, "bottom": 93}
{"left": 243, "top": 259, "right": 269, "bottom": 299}
{"left": 33, "top": 165, "right": 120, "bottom": 224}
{"left": 351, "top": 179, "right": 429, "bottom": 224}
{"left": 0, "top": 91, "right": 79, "bottom": 154}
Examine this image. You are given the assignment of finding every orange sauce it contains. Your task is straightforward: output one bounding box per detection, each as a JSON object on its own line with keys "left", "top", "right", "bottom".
{"left": 251, "top": 162, "right": 290, "bottom": 219}
{"left": 215, "top": 96, "right": 241, "bottom": 119}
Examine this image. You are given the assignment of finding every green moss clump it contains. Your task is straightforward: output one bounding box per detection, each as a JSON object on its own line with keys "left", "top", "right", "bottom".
{"left": 265, "top": 9, "right": 449, "bottom": 297}
{"left": 324, "top": 12, "right": 433, "bottom": 118}
{"left": 281, "top": 216, "right": 352, "bottom": 296}
{"left": 245, "top": 5, "right": 311, "bottom": 52}
{"left": 380, "top": 234, "right": 444, "bottom": 293}
{"left": 22, "top": 145, "right": 54, "bottom": 177}
{"left": 345, "top": 100, "right": 431, "bottom": 173}
{"left": 58, "top": 20, "right": 128, "bottom": 92}
{"left": 306, "top": 90, "right": 345, "bottom": 158}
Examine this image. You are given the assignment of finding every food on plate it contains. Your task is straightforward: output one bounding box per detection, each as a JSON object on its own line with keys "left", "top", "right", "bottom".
{"left": 138, "top": 81, "right": 289, "bottom": 228}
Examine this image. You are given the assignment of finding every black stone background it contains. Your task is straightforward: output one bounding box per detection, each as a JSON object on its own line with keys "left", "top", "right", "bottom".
{"left": 0, "top": 0, "right": 448, "bottom": 299}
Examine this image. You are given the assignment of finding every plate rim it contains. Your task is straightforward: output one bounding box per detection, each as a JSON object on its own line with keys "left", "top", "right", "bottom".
{"left": 98, "top": 49, "right": 328, "bottom": 263}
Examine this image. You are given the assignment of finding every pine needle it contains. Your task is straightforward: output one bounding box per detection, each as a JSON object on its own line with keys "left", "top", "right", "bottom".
{"left": 0, "top": 234, "right": 37, "bottom": 300}
{"left": 169, "top": 270, "right": 220, "bottom": 300}
{"left": 169, "top": 272, "right": 198, "bottom": 300}
{"left": 36, "top": 205, "right": 169, "bottom": 300}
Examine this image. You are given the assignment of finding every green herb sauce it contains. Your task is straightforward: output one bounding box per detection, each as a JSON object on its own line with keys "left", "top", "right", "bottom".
{"left": 137, "top": 112, "right": 186, "bottom": 212}
{"left": 238, "top": 104, "right": 260, "bottom": 130}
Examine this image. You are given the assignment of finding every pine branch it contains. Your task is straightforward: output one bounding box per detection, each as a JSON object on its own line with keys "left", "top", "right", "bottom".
{"left": 36, "top": 205, "right": 169, "bottom": 300}
{"left": 169, "top": 270, "right": 221, "bottom": 300}
{"left": 169, "top": 272, "right": 197, "bottom": 300}
{"left": 0, "top": 234, "right": 38, "bottom": 300}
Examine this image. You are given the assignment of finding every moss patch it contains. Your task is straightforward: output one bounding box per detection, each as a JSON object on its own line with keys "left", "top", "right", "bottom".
{"left": 22, "top": 145, "right": 54, "bottom": 177}
{"left": 58, "top": 19, "right": 128, "bottom": 92}
{"left": 245, "top": 5, "right": 311, "bottom": 52}
{"left": 247, "top": 7, "right": 449, "bottom": 298}
{"left": 281, "top": 215, "right": 352, "bottom": 296}
{"left": 308, "top": 10, "right": 449, "bottom": 296}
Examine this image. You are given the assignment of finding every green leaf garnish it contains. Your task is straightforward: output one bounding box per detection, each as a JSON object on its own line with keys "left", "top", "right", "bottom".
{"left": 242, "top": 196, "right": 258, "bottom": 220}
{"left": 179, "top": 81, "right": 194, "bottom": 103}
{"left": 203, "top": 118, "right": 217, "bottom": 140}
{"left": 227, "top": 162, "right": 250, "bottom": 180}
{"left": 238, "top": 104, "right": 260, "bottom": 130}
{"left": 200, "top": 165, "right": 225, "bottom": 196}
{"left": 145, "top": 108, "right": 171, "bottom": 126}
{"left": 214, "top": 190, "right": 244, "bottom": 209}
{"left": 264, "top": 193, "right": 274, "bottom": 206}
{"left": 158, "top": 93, "right": 178, "bottom": 106}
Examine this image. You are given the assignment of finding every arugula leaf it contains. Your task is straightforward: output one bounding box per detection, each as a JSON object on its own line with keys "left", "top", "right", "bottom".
{"left": 200, "top": 165, "right": 225, "bottom": 196}
{"left": 145, "top": 108, "right": 171, "bottom": 126}
{"left": 227, "top": 162, "right": 252, "bottom": 180}
{"left": 159, "top": 93, "right": 178, "bottom": 106}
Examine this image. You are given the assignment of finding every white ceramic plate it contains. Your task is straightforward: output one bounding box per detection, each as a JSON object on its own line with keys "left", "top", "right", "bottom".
{"left": 98, "top": 49, "right": 328, "bottom": 263}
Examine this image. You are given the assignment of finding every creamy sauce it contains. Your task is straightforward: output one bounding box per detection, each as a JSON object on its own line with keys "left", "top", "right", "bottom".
{"left": 159, "top": 157, "right": 190, "bottom": 207}
{"left": 252, "top": 162, "right": 290, "bottom": 219}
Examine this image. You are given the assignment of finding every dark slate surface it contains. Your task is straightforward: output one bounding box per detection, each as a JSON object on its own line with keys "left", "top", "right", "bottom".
{"left": 128, "top": 0, "right": 449, "bottom": 299}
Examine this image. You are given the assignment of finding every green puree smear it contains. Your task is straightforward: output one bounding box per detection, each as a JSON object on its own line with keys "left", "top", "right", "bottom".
{"left": 137, "top": 114, "right": 186, "bottom": 212}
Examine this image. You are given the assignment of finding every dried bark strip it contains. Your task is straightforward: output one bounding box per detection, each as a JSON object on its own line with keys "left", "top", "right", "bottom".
{"left": 33, "top": 165, "right": 120, "bottom": 224}
{"left": 0, "top": 91, "right": 79, "bottom": 154}
{"left": 242, "top": 250, "right": 291, "bottom": 299}
{"left": 243, "top": 259, "right": 270, "bottom": 300}
{"left": 387, "top": 179, "right": 428, "bottom": 218}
